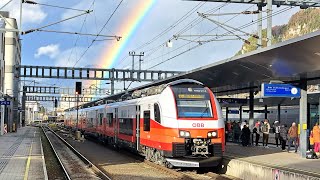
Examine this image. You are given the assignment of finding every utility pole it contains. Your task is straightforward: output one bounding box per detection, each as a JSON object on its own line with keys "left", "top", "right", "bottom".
{"left": 267, "top": 0, "right": 273, "bottom": 46}
{"left": 257, "top": 4, "right": 263, "bottom": 49}
{"left": 138, "top": 52, "right": 144, "bottom": 72}
{"left": 129, "top": 51, "right": 144, "bottom": 81}
{"left": 76, "top": 94, "right": 79, "bottom": 129}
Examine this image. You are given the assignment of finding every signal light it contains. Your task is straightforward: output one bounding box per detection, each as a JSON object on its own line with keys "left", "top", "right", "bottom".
{"left": 75, "top": 82, "right": 82, "bottom": 95}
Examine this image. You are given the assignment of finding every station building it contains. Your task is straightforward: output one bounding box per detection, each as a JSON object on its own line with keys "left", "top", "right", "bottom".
{"left": 0, "top": 11, "right": 21, "bottom": 133}
{"left": 0, "top": 18, "right": 5, "bottom": 135}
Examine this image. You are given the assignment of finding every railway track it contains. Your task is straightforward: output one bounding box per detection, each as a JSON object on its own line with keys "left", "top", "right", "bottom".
{"left": 53, "top": 125, "right": 237, "bottom": 180}
{"left": 143, "top": 160, "right": 237, "bottom": 180}
{"left": 42, "top": 126, "right": 111, "bottom": 180}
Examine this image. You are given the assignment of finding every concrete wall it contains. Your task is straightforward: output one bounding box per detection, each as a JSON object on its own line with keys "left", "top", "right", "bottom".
{"left": 222, "top": 158, "right": 320, "bottom": 180}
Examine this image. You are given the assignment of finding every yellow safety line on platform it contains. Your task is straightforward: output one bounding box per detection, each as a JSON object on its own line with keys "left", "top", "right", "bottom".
{"left": 24, "top": 131, "right": 35, "bottom": 180}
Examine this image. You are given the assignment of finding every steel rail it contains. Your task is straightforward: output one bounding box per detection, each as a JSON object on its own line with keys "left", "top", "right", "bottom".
{"left": 46, "top": 126, "right": 112, "bottom": 180}
{"left": 41, "top": 126, "right": 71, "bottom": 180}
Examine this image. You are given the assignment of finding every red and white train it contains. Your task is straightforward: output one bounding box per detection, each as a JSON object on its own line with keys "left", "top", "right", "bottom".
{"left": 64, "top": 79, "right": 225, "bottom": 168}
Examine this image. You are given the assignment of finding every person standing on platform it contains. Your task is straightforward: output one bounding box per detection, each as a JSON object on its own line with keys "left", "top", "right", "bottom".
{"left": 313, "top": 123, "right": 320, "bottom": 155}
{"left": 241, "top": 125, "right": 251, "bottom": 146}
{"left": 310, "top": 130, "right": 314, "bottom": 151}
{"left": 253, "top": 121, "right": 261, "bottom": 146}
{"left": 279, "top": 124, "right": 288, "bottom": 151}
{"left": 287, "top": 122, "right": 298, "bottom": 153}
{"left": 241, "top": 120, "right": 247, "bottom": 130}
{"left": 274, "top": 121, "right": 281, "bottom": 147}
{"left": 233, "top": 121, "right": 241, "bottom": 143}
{"left": 226, "top": 120, "right": 232, "bottom": 142}
{"left": 261, "top": 119, "right": 271, "bottom": 148}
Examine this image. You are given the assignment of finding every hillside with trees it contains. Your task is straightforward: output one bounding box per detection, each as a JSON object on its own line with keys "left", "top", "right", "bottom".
{"left": 236, "top": 8, "right": 320, "bottom": 55}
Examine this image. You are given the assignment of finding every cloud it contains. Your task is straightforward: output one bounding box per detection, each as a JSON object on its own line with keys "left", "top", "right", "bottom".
{"left": 35, "top": 44, "right": 60, "bottom": 58}
{"left": 0, "top": 0, "right": 47, "bottom": 26}
{"left": 54, "top": 43, "right": 104, "bottom": 67}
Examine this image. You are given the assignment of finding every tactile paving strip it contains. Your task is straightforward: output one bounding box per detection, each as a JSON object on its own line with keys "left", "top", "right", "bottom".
{"left": 0, "top": 129, "right": 30, "bottom": 174}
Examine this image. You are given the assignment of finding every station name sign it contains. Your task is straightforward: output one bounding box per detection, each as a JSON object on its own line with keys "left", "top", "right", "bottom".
{"left": 0, "top": 101, "right": 10, "bottom": 105}
{"left": 217, "top": 98, "right": 247, "bottom": 104}
{"left": 261, "top": 83, "right": 301, "bottom": 98}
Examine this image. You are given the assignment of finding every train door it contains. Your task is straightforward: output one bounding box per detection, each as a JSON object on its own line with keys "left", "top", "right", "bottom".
{"left": 136, "top": 105, "right": 141, "bottom": 151}
{"left": 114, "top": 108, "right": 118, "bottom": 144}
{"left": 95, "top": 110, "right": 98, "bottom": 131}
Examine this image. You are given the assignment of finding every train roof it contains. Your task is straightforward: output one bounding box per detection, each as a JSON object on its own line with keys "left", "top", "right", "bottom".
{"left": 65, "top": 79, "right": 204, "bottom": 112}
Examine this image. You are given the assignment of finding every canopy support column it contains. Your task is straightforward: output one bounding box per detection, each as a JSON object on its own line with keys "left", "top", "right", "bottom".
{"left": 299, "top": 79, "right": 307, "bottom": 158}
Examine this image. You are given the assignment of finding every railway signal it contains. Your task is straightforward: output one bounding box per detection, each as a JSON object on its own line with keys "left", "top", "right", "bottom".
{"left": 75, "top": 82, "right": 82, "bottom": 95}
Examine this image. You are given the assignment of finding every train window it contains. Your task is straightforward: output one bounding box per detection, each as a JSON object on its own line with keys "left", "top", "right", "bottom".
{"left": 99, "top": 113, "right": 103, "bottom": 126}
{"left": 88, "top": 118, "right": 94, "bottom": 128}
{"left": 107, "top": 113, "right": 113, "bottom": 127}
{"left": 144, "top": 111, "right": 150, "bottom": 131}
{"left": 177, "top": 100, "right": 213, "bottom": 118}
{"left": 119, "top": 118, "right": 133, "bottom": 135}
{"left": 154, "top": 103, "right": 161, "bottom": 123}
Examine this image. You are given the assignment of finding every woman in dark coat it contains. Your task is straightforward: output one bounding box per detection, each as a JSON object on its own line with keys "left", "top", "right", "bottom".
{"left": 241, "top": 125, "right": 251, "bottom": 146}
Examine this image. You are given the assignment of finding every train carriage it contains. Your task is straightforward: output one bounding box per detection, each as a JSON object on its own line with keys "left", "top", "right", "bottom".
{"left": 64, "top": 79, "right": 224, "bottom": 168}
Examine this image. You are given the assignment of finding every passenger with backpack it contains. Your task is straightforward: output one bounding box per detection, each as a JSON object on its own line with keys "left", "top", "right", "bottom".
{"left": 261, "top": 119, "right": 271, "bottom": 148}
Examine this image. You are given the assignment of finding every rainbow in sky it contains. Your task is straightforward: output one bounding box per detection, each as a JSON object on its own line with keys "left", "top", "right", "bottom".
{"left": 98, "top": 0, "right": 156, "bottom": 69}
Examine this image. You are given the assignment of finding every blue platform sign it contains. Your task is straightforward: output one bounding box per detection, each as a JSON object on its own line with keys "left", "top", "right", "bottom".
{"left": 261, "top": 83, "right": 301, "bottom": 98}
{"left": 0, "top": 101, "right": 10, "bottom": 105}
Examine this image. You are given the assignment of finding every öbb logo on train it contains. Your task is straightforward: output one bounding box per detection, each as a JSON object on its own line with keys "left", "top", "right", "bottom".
{"left": 192, "top": 123, "right": 204, "bottom": 127}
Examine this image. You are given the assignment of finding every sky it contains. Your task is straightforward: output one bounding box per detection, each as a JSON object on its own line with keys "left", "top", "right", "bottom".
{"left": 0, "top": 0, "right": 301, "bottom": 109}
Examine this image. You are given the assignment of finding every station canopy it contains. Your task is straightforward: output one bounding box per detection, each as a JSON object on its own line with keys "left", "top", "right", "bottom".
{"left": 81, "top": 30, "right": 320, "bottom": 109}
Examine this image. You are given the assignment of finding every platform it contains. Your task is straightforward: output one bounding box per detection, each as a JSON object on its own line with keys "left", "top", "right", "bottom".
{"left": 223, "top": 142, "right": 320, "bottom": 180}
{"left": 0, "top": 126, "right": 47, "bottom": 180}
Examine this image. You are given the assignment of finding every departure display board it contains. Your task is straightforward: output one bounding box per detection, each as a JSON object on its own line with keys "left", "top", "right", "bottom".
{"left": 172, "top": 87, "right": 210, "bottom": 100}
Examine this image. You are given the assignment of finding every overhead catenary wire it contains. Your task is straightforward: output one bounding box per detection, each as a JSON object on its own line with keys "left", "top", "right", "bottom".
{"left": 117, "top": 3, "right": 230, "bottom": 69}
{"left": 143, "top": 3, "right": 230, "bottom": 59}
{"left": 146, "top": 6, "right": 294, "bottom": 70}
{"left": 22, "top": 10, "right": 93, "bottom": 35}
{"left": 72, "top": 0, "right": 124, "bottom": 68}
{"left": 0, "top": 0, "right": 13, "bottom": 11}
{"left": 115, "top": 2, "right": 210, "bottom": 69}
{"left": 36, "top": 29, "right": 121, "bottom": 39}
{"left": 54, "top": 1, "right": 96, "bottom": 88}
{"left": 140, "top": 4, "right": 252, "bottom": 68}
{"left": 147, "top": 6, "right": 294, "bottom": 70}
{"left": 23, "top": 0, "right": 88, "bottom": 12}
{"left": 198, "top": 12, "right": 259, "bottom": 39}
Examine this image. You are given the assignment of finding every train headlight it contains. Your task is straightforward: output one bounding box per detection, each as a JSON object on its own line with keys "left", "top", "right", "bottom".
{"left": 207, "top": 131, "right": 218, "bottom": 138}
{"left": 179, "top": 130, "right": 191, "bottom": 138}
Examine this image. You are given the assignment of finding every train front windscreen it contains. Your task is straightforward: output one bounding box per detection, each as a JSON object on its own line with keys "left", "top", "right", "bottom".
{"left": 171, "top": 84, "right": 213, "bottom": 118}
